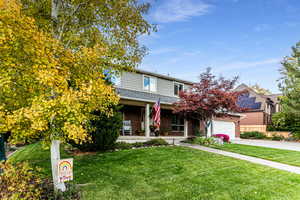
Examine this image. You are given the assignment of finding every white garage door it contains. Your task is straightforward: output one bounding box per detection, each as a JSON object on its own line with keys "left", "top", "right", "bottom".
{"left": 209, "top": 120, "right": 236, "bottom": 140}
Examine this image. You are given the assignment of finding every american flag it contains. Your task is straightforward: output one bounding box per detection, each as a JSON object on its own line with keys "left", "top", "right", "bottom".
{"left": 152, "top": 99, "right": 161, "bottom": 128}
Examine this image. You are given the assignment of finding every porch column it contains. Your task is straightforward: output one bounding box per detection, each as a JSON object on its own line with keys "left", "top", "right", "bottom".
{"left": 145, "top": 104, "right": 150, "bottom": 138}
{"left": 184, "top": 119, "right": 188, "bottom": 137}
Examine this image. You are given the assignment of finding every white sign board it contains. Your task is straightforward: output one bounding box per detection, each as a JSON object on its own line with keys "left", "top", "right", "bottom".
{"left": 58, "top": 158, "right": 73, "bottom": 183}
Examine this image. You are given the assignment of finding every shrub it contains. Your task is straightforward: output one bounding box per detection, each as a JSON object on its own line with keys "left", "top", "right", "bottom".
{"left": 291, "top": 132, "right": 300, "bottom": 140}
{"left": 53, "top": 182, "right": 80, "bottom": 200}
{"left": 240, "top": 131, "right": 266, "bottom": 139}
{"left": 188, "top": 137, "right": 217, "bottom": 146}
{"left": 285, "top": 136, "right": 298, "bottom": 142}
{"left": 0, "top": 162, "right": 80, "bottom": 200}
{"left": 0, "top": 162, "right": 44, "bottom": 200}
{"left": 114, "top": 142, "right": 133, "bottom": 150}
{"left": 271, "top": 134, "right": 285, "bottom": 141}
{"left": 213, "top": 134, "right": 230, "bottom": 142}
{"left": 131, "top": 142, "right": 145, "bottom": 148}
{"left": 194, "top": 129, "right": 204, "bottom": 137}
{"left": 269, "top": 112, "right": 300, "bottom": 133}
{"left": 144, "top": 138, "right": 169, "bottom": 146}
{"left": 115, "top": 139, "right": 169, "bottom": 150}
{"left": 71, "top": 108, "right": 122, "bottom": 151}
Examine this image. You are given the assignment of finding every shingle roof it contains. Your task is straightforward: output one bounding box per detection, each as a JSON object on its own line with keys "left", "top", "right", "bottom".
{"left": 116, "top": 88, "right": 179, "bottom": 104}
{"left": 116, "top": 88, "right": 242, "bottom": 117}
{"left": 135, "top": 69, "right": 195, "bottom": 85}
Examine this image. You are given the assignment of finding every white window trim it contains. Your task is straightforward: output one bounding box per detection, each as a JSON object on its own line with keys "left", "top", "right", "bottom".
{"left": 173, "top": 81, "right": 184, "bottom": 97}
{"left": 143, "top": 74, "right": 149, "bottom": 91}
{"left": 143, "top": 74, "right": 157, "bottom": 93}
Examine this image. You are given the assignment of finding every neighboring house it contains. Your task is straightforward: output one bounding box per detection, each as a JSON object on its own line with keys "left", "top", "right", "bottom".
{"left": 235, "top": 84, "right": 281, "bottom": 133}
{"left": 115, "top": 69, "right": 241, "bottom": 141}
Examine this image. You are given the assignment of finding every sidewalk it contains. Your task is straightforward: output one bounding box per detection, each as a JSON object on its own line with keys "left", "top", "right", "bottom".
{"left": 180, "top": 143, "right": 300, "bottom": 174}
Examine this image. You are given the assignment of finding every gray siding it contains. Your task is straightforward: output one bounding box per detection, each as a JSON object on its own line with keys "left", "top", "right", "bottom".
{"left": 119, "top": 71, "right": 192, "bottom": 97}
{"left": 157, "top": 78, "right": 174, "bottom": 97}
{"left": 120, "top": 71, "right": 143, "bottom": 91}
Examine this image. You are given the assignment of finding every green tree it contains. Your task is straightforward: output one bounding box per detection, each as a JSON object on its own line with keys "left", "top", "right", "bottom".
{"left": 20, "top": 0, "right": 155, "bottom": 70}
{"left": 279, "top": 42, "right": 300, "bottom": 116}
{"left": 0, "top": 0, "right": 154, "bottom": 192}
{"left": 0, "top": 1, "right": 119, "bottom": 144}
{"left": 70, "top": 107, "right": 122, "bottom": 152}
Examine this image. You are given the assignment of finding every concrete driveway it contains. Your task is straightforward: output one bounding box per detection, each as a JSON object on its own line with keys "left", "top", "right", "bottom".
{"left": 233, "top": 139, "right": 300, "bottom": 152}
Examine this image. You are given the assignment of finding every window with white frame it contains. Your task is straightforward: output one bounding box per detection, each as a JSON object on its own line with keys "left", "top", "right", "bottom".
{"left": 174, "top": 82, "right": 184, "bottom": 96}
{"left": 171, "top": 115, "right": 184, "bottom": 132}
{"left": 143, "top": 75, "right": 157, "bottom": 92}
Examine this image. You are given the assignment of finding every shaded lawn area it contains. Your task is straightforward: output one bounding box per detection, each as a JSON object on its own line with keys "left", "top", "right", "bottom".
{"left": 213, "top": 143, "right": 300, "bottom": 167}
{"left": 9, "top": 143, "right": 300, "bottom": 200}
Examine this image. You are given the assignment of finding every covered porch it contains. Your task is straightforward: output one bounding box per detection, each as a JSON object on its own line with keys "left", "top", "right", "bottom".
{"left": 118, "top": 99, "right": 200, "bottom": 142}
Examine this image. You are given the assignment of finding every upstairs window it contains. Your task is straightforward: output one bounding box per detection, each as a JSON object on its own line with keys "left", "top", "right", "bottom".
{"left": 174, "top": 82, "right": 184, "bottom": 96}
{"left": 143, "top": 75, "right": 157, "bottom": 92}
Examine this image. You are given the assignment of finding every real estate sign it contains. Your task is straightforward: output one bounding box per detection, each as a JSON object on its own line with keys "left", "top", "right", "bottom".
{"left": 58, "top": 158, "right": 73, "bottom": 183}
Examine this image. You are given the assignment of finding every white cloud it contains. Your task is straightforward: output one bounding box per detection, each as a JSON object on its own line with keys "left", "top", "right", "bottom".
{"left": 152, "top": 0, "right": 212, "bottom": 23}
{"left": 215, "top": 58, "right": 281, "bottom": 72}
{"left": 254, "top": 24, "right": 271, "bottom": 32}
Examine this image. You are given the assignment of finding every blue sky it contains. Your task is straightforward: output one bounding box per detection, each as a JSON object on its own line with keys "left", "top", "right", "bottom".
{"left": 139, "top": 0, "right": 300, "bottom": 93}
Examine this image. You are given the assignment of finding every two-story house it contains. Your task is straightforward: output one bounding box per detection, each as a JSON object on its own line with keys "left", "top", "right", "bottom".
{"left": 235, "top": 84, "right": 281, "bottom": 133}
{"left": 115, "top": 69, "right": 242, "bottom": 142}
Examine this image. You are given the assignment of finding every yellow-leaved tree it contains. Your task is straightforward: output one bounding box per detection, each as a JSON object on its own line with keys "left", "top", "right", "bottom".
{"left": 0, "top": 0, "right": 120, "bottom": 191}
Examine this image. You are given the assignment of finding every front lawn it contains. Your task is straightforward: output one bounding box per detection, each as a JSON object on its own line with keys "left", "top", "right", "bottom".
{"left": 213, "top": 143, "right": 300, "bottom": 167}
{"left": 9, "top": 143, "right": 300, "bottom": 200}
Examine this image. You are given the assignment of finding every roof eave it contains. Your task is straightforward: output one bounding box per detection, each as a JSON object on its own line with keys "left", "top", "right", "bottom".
{"left": 119, "top": 95, "right": 175, "bottom": 105}
{"left": 135, "top": 69, "right": 195, "bottom": 85}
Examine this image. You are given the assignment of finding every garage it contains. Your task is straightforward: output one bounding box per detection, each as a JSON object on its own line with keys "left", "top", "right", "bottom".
{"left": 207, "top": 120, "right": 236, "bottom": 140}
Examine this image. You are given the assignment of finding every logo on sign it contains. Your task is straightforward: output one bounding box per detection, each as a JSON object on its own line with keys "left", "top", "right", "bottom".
{"left": 58, "top": 158, "right": 73, "bottom": 183}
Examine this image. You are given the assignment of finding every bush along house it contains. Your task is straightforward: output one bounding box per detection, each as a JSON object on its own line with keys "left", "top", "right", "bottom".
{"left": 114, "top": 69, "right": 242, "bottom": 143}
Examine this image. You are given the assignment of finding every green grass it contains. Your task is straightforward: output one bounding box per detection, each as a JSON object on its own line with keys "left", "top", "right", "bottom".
{"left": 213, "top": 143, "right": 300, "bottom": 167}
{"left": 9, "top": 143, "right": 300, "bottom": 200}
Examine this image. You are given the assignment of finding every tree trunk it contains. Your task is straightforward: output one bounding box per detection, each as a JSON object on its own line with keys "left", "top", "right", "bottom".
{"left": 51, "top": 0, "right": 61, "bottom": 39}
{"left": 204, "top": 119, "right": 213, "bottom": 137}
{"left": 51, "top": 140, "right": 66, "bottom": 192}
{"left": 51, "top": 0, "right": 60, "bottom": 20}
{"left": 50, "top": 1, "right": 65, "bottom": 192}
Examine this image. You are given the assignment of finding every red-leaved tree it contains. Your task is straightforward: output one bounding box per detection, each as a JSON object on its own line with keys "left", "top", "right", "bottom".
{"left": 173, "top": 68, "right": 246, "bottom": 136}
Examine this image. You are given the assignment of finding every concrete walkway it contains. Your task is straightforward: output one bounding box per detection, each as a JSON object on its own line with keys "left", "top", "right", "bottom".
{"left": 233, "top": 139, "right": 300, "bottom": 152}
{"left": 180, "top": 143, "right": 300, "bottom": 174}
